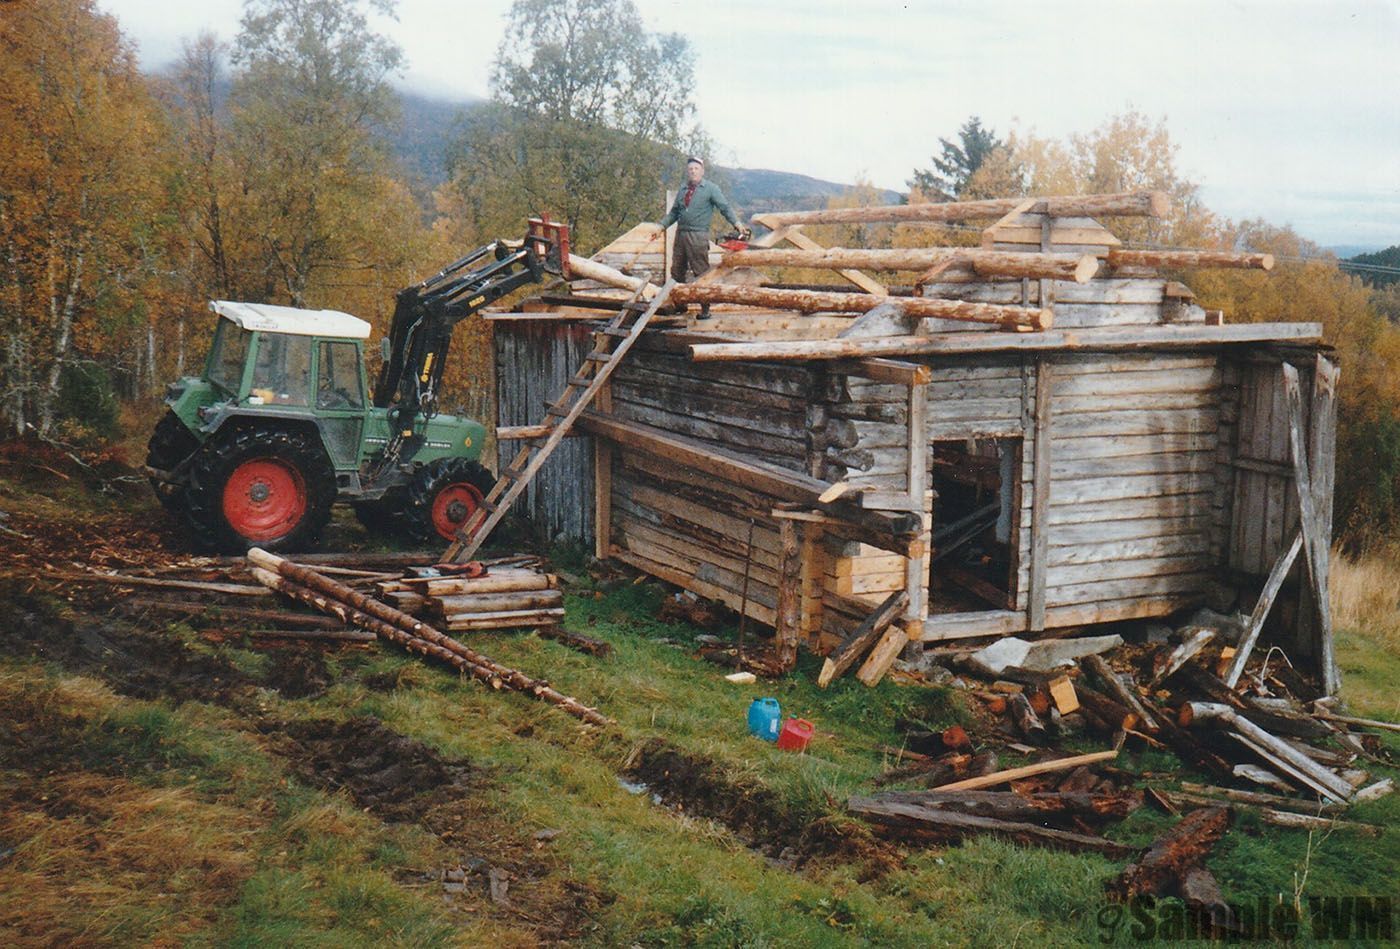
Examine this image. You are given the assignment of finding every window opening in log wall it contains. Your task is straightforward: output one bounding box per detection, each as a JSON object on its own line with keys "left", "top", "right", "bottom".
{"left": 930, "top": 437, "right": 1022, "bottom": 612}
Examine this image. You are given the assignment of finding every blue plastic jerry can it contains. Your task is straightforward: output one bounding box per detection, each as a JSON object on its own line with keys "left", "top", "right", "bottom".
{"left": 747, "top": 697, "right": 782, "bottom": 742}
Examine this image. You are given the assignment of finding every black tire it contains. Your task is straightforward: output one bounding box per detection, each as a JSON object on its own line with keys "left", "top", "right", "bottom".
{"left": 146, "top": 410, "right": 200, "bottom": 518}
{"left": 352, "top": 491, "right": 407, "bottom": 536}
{"left": 401, "top": 458, "right": 496, "bottom": 543}
{"left": 183, "top": 426, "right": 336, "bottom": 553}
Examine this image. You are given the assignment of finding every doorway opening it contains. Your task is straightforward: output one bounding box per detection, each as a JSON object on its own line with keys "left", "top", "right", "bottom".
{"left": 929, "top": 437, "right": 1022, "bottom": 611}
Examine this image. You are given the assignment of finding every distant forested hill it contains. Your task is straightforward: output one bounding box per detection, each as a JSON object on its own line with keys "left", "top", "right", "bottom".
{"left": 391, "top": 94, "right": 900, "bottom": 215}
{"left": 1349, "top": 245, "right": 1400, "bottom": 287}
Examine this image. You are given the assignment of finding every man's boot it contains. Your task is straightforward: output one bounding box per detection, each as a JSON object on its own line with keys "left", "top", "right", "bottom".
{"left": 697, "top": 303, "right": 711, "bottom": 320}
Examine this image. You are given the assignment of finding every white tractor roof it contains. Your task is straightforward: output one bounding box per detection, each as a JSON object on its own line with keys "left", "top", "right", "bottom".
{"left": 210, "top": 300, "right": 372, "bottom": 340}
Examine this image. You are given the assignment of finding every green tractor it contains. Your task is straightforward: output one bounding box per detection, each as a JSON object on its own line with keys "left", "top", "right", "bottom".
{"left": 146, "top": 220, "right": 570, "bottom": 552}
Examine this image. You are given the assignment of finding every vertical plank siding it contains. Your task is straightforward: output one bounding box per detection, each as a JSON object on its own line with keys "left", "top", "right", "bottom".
{"left": 493, "top": 321, "right": 595, "bottom": 546}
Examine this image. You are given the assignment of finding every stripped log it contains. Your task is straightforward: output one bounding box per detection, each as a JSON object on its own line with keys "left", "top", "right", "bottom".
{"left": 434, "top": 590, "right": 565, "bottom": 614}
{"left": 668, "top": 283, "right": 1049, "bottom": 330}
{"left": 1108, "top": 249, "right": 1273, "bottom": 271}
{"left": 1181, "top": 778, "right": 1344, "bottom": 817}
{"left": 537, "top": 625, "right": 613, "bottom": 657}
{"left": 817, "top": 589, "right": 906, "bottom": 687}
{"left": 49, "top": 570, "right": 271, "bottom": 597}
{"left": 753, "top": 191, "right": 1169, "bottom": 228}
{"left": 1149, "top": 627, "right": 1215, "bottom": 687}
{"left": 933, "top": 749, "right": 1118, "bottom": 791}
{"left": 566, "top": 253, "right": 661, "bottom": 299}
{"left": 1008, "top": 692, "right": 1047, "bottom": 742}
{"left": 1083, "top": 654, "right": 1159, "bottom": 730}
{"left": 848, "top": 797, "right": 1134, "bottom": 857}
{"left": 442, "top": 608, "right": 567, "bottom": 630}
{"left": 246, "top": 549, "right": 608, "bottom": 727}
{"left": 1109, "top": 807, "right": 1231, "bottom": 901}
{"left": 722, "top": 247, "right": 1099, "bottom": 283}
{"left": 1182, "top": 702, "right": 1353, "bottom": 802}
{"left": 686, "top": 322, "right": 1323, "bottom": 362}
{"left": 121, "top": 597, "right": 346, "bottom": 629}
{"left": 1074, "top": 685, "right": 1140, "bottom": 733}
{"left": 863, "top": 789, "right": 1142, "bottom": 822}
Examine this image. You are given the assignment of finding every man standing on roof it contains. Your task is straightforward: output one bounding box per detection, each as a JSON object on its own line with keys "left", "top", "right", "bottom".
{"left": 651, "top": 157, "right": 747, "bottom": 318}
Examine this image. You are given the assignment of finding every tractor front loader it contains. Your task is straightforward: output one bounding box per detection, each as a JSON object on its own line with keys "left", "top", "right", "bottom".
{"left": 146, "top": 219, "right": 570, "bottom": 552}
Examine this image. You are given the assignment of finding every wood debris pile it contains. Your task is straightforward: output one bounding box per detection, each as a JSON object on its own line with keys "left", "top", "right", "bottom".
{"left": 849, "top": 615, "right": 1395, "bottom": 907}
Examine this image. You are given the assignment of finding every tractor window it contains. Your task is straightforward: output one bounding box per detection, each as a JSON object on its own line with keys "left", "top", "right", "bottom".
{"left": 317, "top": 341, "right": 364, "bottom": 410}
{"left": 250, "top": 334, "right": 311, "bottom": 406}
{"left": 207, "top": 320, "right": 251, "bottom": 395}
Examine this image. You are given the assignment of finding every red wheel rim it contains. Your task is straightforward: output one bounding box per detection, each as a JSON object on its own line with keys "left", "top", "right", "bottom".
{"left": 223, "top": 458, "right": 308, "bottom": 541}
{"left": 431, "top": 482, "right": 484, "bottom": 540}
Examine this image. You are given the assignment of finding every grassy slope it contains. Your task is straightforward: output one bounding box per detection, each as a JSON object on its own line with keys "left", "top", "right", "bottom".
{"left": 1, "top": 472, "right": 1397, "bottom": 946}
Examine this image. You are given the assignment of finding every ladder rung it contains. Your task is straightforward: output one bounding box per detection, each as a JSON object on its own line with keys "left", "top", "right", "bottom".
{"left": 545, "top": 403, "right": 571, "bottom": 417}
{"left": 584, "top": 351, "right": 612, "bottom": 362}
{"left": 501, "top": 463, "right": 525, "bottom": 481}
{"left": 567, "top": 373, "right": 593, "bottom": 387}
{"left": 600, "top": 326, "right": 633, "bottom": 337}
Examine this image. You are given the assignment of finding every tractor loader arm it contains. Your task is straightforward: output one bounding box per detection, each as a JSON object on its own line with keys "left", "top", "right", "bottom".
{"left": 368, "top": 218, "right": 569, "bottom": 477}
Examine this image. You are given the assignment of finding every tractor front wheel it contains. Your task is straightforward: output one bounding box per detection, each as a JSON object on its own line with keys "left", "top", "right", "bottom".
{"left": 184, "top": 427, "right": 335, "bottom": 552}
{"left": 403, "top": 458, "right": 496, "bottom": 543}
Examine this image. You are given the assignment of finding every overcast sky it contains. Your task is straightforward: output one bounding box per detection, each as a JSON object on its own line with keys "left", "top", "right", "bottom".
{"left": 98, "top": 0, "right": 1400, "bottom": 249}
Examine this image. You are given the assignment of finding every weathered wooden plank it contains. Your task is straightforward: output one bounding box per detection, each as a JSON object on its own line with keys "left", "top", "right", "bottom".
{"left": 1045, "top": 572, "right": 1210, "bottom": 606}
{"left": 1045, "top": 554, "right": 1212, "bottom": 588}
{"left": 1309, "top": 355, "right": 1340, "bottom": 693}
{"left": 1028, "top": 359, "right": 1053, "bottom": 630}
{"left": 1047, "top": 492, "right": 1213, "bottom": 525}
{"left": 1051, "top": 432, "right": 1217, "bottom": 460}
{"left": 1048, "top": 532, "right": 1210, "bottom": 567}
{"left": 1049, "top": 473, "right": 1210, "bottom": 506}
{"left": 1040, "top": 451, "right": 1216, "bottom": 482}
{"left": 495, "top": 320, "right": 595, "bottom": 545}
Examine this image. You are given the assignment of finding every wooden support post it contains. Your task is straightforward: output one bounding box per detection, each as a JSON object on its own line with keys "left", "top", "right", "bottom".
{"left": 1028, "top": 358, "right": 1053, "bottom": 631}
{"left": 1308, "top": 356, "right": 1340, "bottom": 693}
{"left": 593, "top": 379, "right": 613, "bottom": 560}
{"left": 1223, "top": 532, "right": 1302, "bottom": 687}
{"left": 1282, "top": 362, "right": 1335, "bottom": 689}
{"left": 905, "top": 377, "right": 929, "bottom": 652}
{"left": 799, "top": 522, "right": 825, "bottom": 649}
{"left": 775, "top": 514, "right": 803, "bottom": 670}
{"left": 818, "top": 589, "right": 906, "bottom": 688}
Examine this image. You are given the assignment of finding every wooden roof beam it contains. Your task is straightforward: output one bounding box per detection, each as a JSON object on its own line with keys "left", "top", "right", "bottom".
{"left": 724, "top": 247, "right": 1099, "bottom": 283}
{"left": 752, "top": 191, "right": 1169, "bottom": 229}
{"left": 668, "top": 284, "right": 1049, "bottom": 331}
{"left": 687, "top": 322, "right": 1324, "bottom": 362}
{"left": 1107, "top": 249, "right": 1275, "bottom": 271}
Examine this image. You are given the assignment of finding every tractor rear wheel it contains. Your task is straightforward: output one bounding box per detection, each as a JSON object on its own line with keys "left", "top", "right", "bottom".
{"left": 146, "top": 410, "right": 200, "bottom": 518}
{"left": 184, "top": 427, "right": 335, "bottom": 552}
{"left": 402, "top": 458, "right": 496, "bottom": 543}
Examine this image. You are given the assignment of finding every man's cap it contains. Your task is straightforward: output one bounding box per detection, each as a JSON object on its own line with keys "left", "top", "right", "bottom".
{"left": 686, "top": 156, "right": 704, "bottom": 167}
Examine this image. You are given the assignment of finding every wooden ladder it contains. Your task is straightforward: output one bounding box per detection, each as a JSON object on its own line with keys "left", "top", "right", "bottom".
{"left": 443, "top": 279, "right": 675, "bottom": 563}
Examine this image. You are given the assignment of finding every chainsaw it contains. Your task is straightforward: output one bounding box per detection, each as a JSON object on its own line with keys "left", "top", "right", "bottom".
{"left": 717, "top": 226, "right": 753, "bottom": 252}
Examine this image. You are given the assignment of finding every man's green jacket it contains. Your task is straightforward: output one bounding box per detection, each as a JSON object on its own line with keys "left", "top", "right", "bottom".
{"left": 659, "top": 179, "right": 739, "bottom": 233}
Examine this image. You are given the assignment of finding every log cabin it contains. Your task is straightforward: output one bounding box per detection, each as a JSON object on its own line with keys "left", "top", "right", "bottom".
{"left": 486, "top": 191, "right": 1340, "bottom": 692}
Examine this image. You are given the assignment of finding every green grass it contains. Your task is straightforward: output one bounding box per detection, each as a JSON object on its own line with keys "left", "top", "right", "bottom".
{"left": 3, "top": 460, "right": 1398, "bottom": 945}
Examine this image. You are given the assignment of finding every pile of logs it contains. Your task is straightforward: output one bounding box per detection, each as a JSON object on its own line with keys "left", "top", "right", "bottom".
{"left": 848, "top": 615, "right": 1396, "bottom": 897}
{"left": 376, "top": 565, "right": 566, "bottom": 631}
{"left": 247, "top": 549, "right": 609, "bottom": 726}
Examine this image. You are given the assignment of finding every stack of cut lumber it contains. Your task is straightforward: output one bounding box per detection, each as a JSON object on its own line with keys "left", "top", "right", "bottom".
{"left": 378, "top": 567, "right": 565, "bottom": 632}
